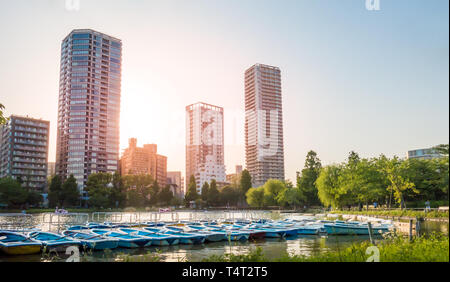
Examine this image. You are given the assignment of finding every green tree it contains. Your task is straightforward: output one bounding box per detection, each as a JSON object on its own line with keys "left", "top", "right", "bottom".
{"left": 219, "top": 186, "right": 241, "bottom": 207}
{"left": 276, "top": 187, "right": 305, "bottom": 208}
{"left": 201, "top": 182, "right": 210, "bottom": 202}
{"left": 194, "top": 198, "right": 203, "bottom": 209}
{"left": 284, "top": 180, "right": 295, "bottom": 189}
{"left": 170, "top": 196, "right": 183, "bottom": 206}
{"left": 0, "top": 177, "right": 28, "bottom": 208}
{"left": 433, "top": 144, "right": 449, "bottom": 156}
{"left": 26, "top": 190, "right": 43, "bottom": 207}
{"left": 297, "top": 151, "right": 322, "bottom": 206}
{"left": 48, "top": 175, "right": 63, "bottom": 208}
{"left": 86, "top": 173, "right": 113, "bottom": 208}
{"left": 348, "top": 151, "right": 361, "bottom": 165}
{"left": 240, "top": 169, "right": 252, "bottom": 194}
{"left": 315, "top": 152, "right": 449, "bottom": 210}
{"left": 404, "top": 158, "right": 442, "bottom": 201}
{"left": 149, "top": 180, "right": 160, "bottom": 205}
{"left": 316, "top": 165, "right": 344, "bottom": 209}
{"left": 159, "top": 186, "right": 174, "bottom": 206}
{"left": 126, "top": 189, "right": 143, "bottom": 207}
{"left": 337, "top": 151, "right": 365, "bottom": 209}
{"left": 353, "top": 158, "right": 387, "bottom": 210}
{"left": 436, "top": 157, "right": 449, "bottom": 197}
{"left": 122, "top": 174, "right": 154, "bottom": 207}
{"left": 207, "top": 179, "right": 220, "bottom": 206}
{"left": 0, "top": 103, "right": 8, "bottom": 125}
{"left": 88, "top": 187, "right": 110, "bottom": 208}
{"left": 246, "top": 187, "right": 265, "bottom": 208}
{"left": 61, "top": 174, "right": 80, "bottom": 207}
{"left": 110, "top": 172, "right": 126, "bottom": 208}
{"left": 184, "top": 175, "right": 200, "bottom": 204}
{"left": 381, "top": 156, "right": 417, "bottom": 209}
{"left": 262, "top": 179, "right": 286, "bottom": 206}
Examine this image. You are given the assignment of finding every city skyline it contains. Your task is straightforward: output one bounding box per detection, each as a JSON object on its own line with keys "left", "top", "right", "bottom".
{"left": 1, "top": 0, "right": 448, "bottom": 183}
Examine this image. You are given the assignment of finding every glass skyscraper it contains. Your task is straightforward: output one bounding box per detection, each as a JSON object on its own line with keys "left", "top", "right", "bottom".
{"left": 56, "top": 29, "right": 122, "bottom": 192}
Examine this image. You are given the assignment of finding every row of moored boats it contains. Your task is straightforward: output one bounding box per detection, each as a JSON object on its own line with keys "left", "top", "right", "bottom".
{"left": 0, "top": 218, "right": 393, "bottom": 256}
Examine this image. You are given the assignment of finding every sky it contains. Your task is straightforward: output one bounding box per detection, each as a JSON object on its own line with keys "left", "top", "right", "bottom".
{"left": 0, "top": 0, "right": 448, "bottom": 183}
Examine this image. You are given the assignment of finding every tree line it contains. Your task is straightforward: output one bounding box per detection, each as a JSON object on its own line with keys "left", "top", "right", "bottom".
{"left": 245, "top": 150, "right": 322, "bottom": 209}
{"left": 48, "top": 170, "right": 255, "bottom": 209}
{"left": 0, "top": 177, "right": 43, "bottom": 208}
{"left": 1, "top": 144, "right": 448, "bottom": 211}
{"left": 47, "top": 172, "right": 182, "bottom": 209}
{"left": 183, "top": 170, "right": 253, "bottom": 208}
{"left": 316, "top": 150, "right": 449, "bottom": 210}
{"left": 245, "top": 146, "right": 449, "bottom": 210}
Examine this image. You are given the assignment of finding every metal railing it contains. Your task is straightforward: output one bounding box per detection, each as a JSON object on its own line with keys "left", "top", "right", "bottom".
{"left": 0, "top": 213, "right": 37, "bottom": 232}
{"left": 41, "top": 212, "right": 89, "bottom": 232}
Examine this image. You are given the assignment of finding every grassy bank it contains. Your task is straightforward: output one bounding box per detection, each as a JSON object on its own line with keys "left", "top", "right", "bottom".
{"left": 330, "top": 209, "right": 449, "bottom": 219}
{"left": 202, "top": 234, "right": 449, "bottom": 262}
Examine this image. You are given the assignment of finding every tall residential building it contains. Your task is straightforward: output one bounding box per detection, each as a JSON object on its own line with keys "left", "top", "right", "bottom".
{"left": 245, "top": 64, "right": 285, "bottom": 187}
{"left": 186, "top": 102, "right": 226, "bottom": 193}
{"left": 47, "top": 162, "right": 56, "bottom": 177}
{"left": 120, "top": 138, "right": 167, "bottom": 186}
{"left": 56, "top": 29, "right": 122, "bottom": 191}
{"left": 407, "top": 148, "right": 442, "bottom": 160}
{"left": 0, "top": 115, "right": 49, "bottom": 191}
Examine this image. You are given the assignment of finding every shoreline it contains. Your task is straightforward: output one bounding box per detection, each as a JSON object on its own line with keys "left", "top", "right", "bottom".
{"left": 328, "top": 210, "right": 449, "bottom": 222}
{"left": 1, "top": 208, "right": 449, "bottom": 222}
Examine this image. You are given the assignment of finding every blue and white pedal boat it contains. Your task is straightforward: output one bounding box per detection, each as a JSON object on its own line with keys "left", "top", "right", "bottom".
{"left": 119, "top": 228, "right": 179, "bottom": 246}
{"left": 324, "top": 222, "right": 391, "bottom": 235}
{"left": 185, "top": 226, "right": 227, "bottom": 242}
{"left": 90, "top": 229, "right": 153, "bottom": 248}
{"left": 246, "top": 224, "right": 286, "bottom": 238}
{"left": 28, "top": 231, "right": 82, "bottom": 253}
{"left": 0, "top": 231, "right": 42, "bottom": 255}
{"left": 62, "top": 230, "right": 120, "bottom": 250}
{"left": 144, "top": 227, "right": 205, "bottom": 245}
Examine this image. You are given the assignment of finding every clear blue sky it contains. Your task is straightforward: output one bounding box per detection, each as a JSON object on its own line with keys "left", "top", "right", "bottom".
{"left": 0, "top": 0, "right": 448, "bottom": 183}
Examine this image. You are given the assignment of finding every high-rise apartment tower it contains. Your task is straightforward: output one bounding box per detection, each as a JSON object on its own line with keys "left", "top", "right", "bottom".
{"left": 0, "top": 115, "right": 49, "bottom": 191}
{"left": 56, "top": 29, "right": 122, "bottom": 191}
{"left": 186, "top": 102, "right": 226, "bottom": 193}
{"left": 244, "top": 64, "right": 285, "bottom": 187}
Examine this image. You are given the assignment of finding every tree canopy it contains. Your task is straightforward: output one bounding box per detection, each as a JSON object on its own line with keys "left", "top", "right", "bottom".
{"left": 184, "top": 175, "right": 200, "bottom": 204}
{"left": 297, "top": 151, "right": 322, "bottom": 205}
{"left": 240, "top": 169, "right": 252, "bottom": 194}
{"left": 315, "top": 151, "right": 447, "bottom": 210}
{"left": 0, "top": 103, "right": 8, "bottom": 125}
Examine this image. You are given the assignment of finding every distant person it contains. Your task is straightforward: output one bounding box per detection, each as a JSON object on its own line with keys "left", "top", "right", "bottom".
{"left": 373, "top": 202, "right": 378, "bottom": 209}
{"left": 55, "top": 206, "right": 59, "bottom": 214}
{"left": 425, "top": 201, "right": 431, "bottom": 212}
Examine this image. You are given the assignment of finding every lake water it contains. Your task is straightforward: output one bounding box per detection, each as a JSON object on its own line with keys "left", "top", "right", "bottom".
{"left": 0, "top": 211, "right": 448, "bottom": 262}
